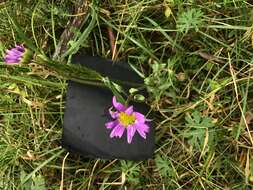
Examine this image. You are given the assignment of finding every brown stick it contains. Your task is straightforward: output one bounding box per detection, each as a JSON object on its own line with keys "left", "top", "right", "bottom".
{"left": 107, "top": 26, "right": 117, "bottom": 60}
{"left": 53, "top": 0, "right": 89, "bottom": 60}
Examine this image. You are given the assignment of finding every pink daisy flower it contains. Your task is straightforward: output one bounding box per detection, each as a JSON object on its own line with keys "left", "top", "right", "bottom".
{"left": 105, "top": 96, "right": 149, "bottom": 144}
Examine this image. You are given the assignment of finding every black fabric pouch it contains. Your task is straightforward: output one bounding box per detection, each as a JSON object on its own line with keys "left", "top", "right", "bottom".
{"left": 62, "top": 55, "right": 155, "bottom": 160}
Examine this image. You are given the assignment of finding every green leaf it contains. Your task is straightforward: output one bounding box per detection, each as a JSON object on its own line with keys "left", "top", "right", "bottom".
{"left": 120, "top": 161, "right": 140, "bottom": 185}
{"left": 20, "top": 171, "right": 46, "bottom": 190}
{"left": 184, "top": 111, "right": 215, "bottom": 151}
{"left": 155, "top": 155, "right": 175, "bottom": 178}
{"left": 177, "top": 8, "right": 204, "bottom": 33}
{"left": 20, "top": 170, "right": 32, "bottom": 190}
{"left": 31, "top": 175, "right": 46, "bottom": 190}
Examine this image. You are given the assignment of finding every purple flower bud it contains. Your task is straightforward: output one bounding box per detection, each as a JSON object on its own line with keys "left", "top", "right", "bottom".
{"left": 3, "top": 45, "right": 32, "bottom": 65}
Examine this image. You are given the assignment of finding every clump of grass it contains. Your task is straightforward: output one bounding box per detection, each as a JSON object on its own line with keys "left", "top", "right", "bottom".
{"left": 1, "top": 0, "right": 253, "bottom": 189}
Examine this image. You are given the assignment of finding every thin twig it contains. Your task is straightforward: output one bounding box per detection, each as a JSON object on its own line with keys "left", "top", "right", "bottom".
{"left": 87, "top": 159, "right": 100, "bottom": 190}
{"left": 107, "top": 26, "right": 117, "bottom": 60}
{"left": 228, "top": 53, "right": 253, "bottom": 146}
{"left": 60, "top": 152, "right": 69, "bottom": 190}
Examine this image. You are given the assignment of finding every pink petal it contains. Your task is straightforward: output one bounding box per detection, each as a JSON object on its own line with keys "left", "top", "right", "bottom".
{"left": 112, "top": 96, "right": 125, "bottom": 111}
{"left": 134, "top": 112, "right": 146, "bottom": 123}
{"left": 125, "top": 106, "right": 133, "bottom": 115}
{"left": 135, "top": 123, "right": 149, "bottom": 139}
{"left": 110, "top": 124, "right": 125, "bottom": 138}
{"left": 15, "top": 45, "right": 25, "bottom": 52}
{"left": 109, "top": 109, "right": 119, "bottom": 119}
{"left": 6, "top": 49, "right": 22, "bottom": 56}
{"left": 5, "top": 54, "right": 20, "bottom": 60}
{"left": 127, "top": 125, "right": 136, "bottom": 144}
{"left": 4, "top": 58, "right": 19, "bottom": 64}
{"left": 115, "top": 126, "right": 125, "bottom": 138}
{"left": 105, "top": 121, "right": 118, "bottom": 129}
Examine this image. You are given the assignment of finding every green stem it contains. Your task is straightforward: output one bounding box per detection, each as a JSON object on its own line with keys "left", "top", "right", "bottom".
{"left": 68, "top": 77, "right": 105, "bottom": 87}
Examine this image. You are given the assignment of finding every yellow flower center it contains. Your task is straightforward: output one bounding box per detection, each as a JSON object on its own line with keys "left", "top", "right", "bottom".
{"left": 119, "top": 112, "right": 136, "bottom": 127}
